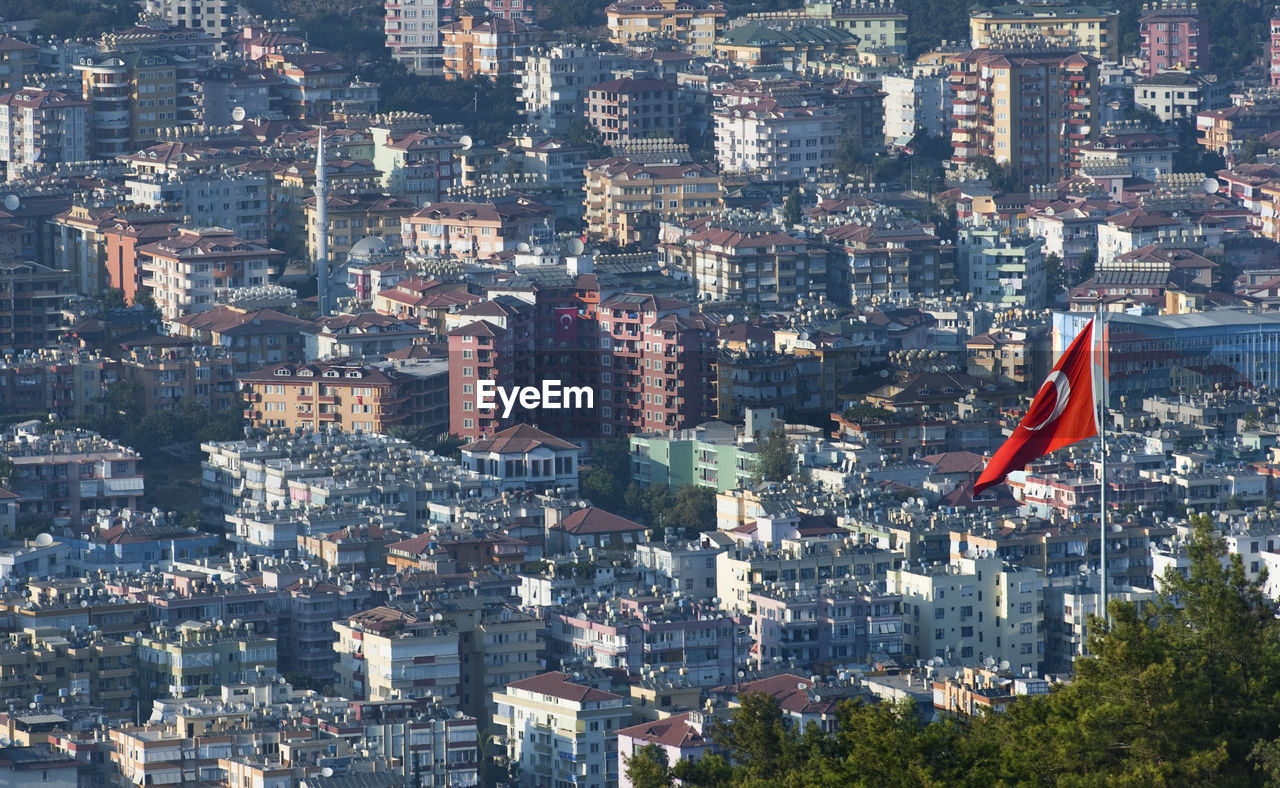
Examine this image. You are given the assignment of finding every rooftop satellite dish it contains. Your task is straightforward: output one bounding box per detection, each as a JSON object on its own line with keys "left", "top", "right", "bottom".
{"left": 459, "top": 135, "right": 474, "bottom": 150}
{"left": 517, "top": 241, "right": 530, "bottom": 252}
{"left": 231, "top": 106, "right": 246, "bottom": 123}
{"left": 2, "top": 195, "right": 17, "bottom": 212}
{"left": 568, "top": 238, "right": 585, "bottom": 255}
{"left": 34, "top": 533, "right": 53, "bottom": 547}
{"left": 321, "top": 767, "right": 334, "bottom": 777}
{"left": 533, "top": 246, "right": 544, "bottom": 256}
{"left": 1201, "top": 177, "right": 1219, "bottom": 194}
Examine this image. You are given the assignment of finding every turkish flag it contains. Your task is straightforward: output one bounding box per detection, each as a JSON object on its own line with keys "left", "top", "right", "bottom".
{"left": 554, "top": 307, "right": 578, "bottom": 341}
{"left": 973, "top": 319, "right": 1098, "bottom": 496}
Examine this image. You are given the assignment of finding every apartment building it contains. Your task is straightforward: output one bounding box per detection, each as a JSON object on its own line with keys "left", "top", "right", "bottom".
{"left": 819, "top": 0, "right": 909, "bottom": 52}
{"left": 965, "top": 326, "right": 1051, "bottom": 390}
{"left": 493, "top": 671, "right": 631, "bottom": 788}
{"left": 969, "top": 3, "right": 1120, "bottom": 60}
{"left": 0, "top": 89, "right": 88, "bottom": 182}
{"left": 384, "top": 0, "right": 447, "bottom": 75}
{"left": 659, "top": 222, "right": 828, "bottom": 304}
{"left": 0, "top": 37, "right": 37, "bottom": 94}
{"left": 823, "top": 218, "right": 957, "bottom": 300}
{"left": 263, "top": 51, "right": 379, "bottom": 119}
{"left": 519, "top": 44, "right": 635, "bottom": 133}
{"left": 305, "top": 191, "right": 417, "bottom": 263}
{"left": 139, "top": 227, "right": 283, "bottom": 320}
{"left": 584, "top": 158, "right": 722, "bottom": 246}
{"left": 313, "top": 700, "right": 481, "bottom": 786}
{"left": 441, "top": 15, "right": 538, "bottom": 81}
{"left": 239, "top": 359, "right": 416, "bottom": 434}
{"left": 888, "top": 555, "right": 1044, "bottom": 674}
{"left": 712, "top": 98, "right": 840, "bottom": 179}
{"left": 400, "top": 197, "right": 555, "bottom": 259}
{"left": 128, "top": 621, "right": 278, "bottom": 699}
{"left": 169, "top": 306, "right": 311, "bottom": 373}
{"left": 143, "top": 0, "right": 239, "bottom": 38}
{"left": 371, "top": 126, "right": 461, "bottom": 206}
{"left": 0, "top": 629, "right": 136, "bottom": 719}
{"left": 586, "top": 78, "right": 684, "bottom": 144}
{"left": 104, "top": 344, "right": 239, "bottom": 415}
{"left": 1138, "top": 1, "right": 1204, "bottom": 76}
{"left": 549, "top": 598, "right": 743, "bottom": 684}
{"left": 950, "top": 44, "right": 1101, "bottom": 185}
{"left": 881, "top": 66, "right": 952, "bottom": 144}
{"left": 0, "top": 261, "right": 75, "bottom": 350}
{"left": 333, "top": 606, "right": 462, "bottom": 705}
{"left": 3, "top": 428, "right": 144, "bottom": 526}
{"left": 607, "top": 0, "right": 726, "bottom": 57}
{"left": 747, "top": 579, "right": 903, "bottom": 667}
{"left": 76, "top": 51, "right": 194, "bottom": 158}
{"left": 1133, "top": 69, "right": 1227, "bottom": 122}
{"left": 957, "top": 227, "right": 1047, "bottom": 308}
{"left": 125, "top": 167, "right": 270, "bottom": 242}
{"left": 716, "top": 539, "right": 898, "bottom": 615}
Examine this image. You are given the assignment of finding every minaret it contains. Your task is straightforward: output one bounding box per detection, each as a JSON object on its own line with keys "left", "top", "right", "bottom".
{"left": 315, "top": 127, "right": 329, "bottom": 317}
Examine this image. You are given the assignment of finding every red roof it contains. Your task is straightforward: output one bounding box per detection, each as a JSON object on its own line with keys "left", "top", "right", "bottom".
{"left": 617, "top": 712, "right": 706, "bottom": 748}
{"left": 505, "top": 671, "right": 622, "bottom": 702}
{"left": 554, "top": 507, "right": 645, "bottom": 535}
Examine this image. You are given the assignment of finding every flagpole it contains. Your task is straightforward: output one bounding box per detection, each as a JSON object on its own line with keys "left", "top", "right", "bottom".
{"left": 1096, "top": 306, "right": 1108, "bottom": 626}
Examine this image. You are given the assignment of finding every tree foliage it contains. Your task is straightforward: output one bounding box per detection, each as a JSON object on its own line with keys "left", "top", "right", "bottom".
{"left": 625, "top": 744, "right": 674, "bottom": 788}
{"left": 629, "top": 521, "right": 1280, "bottom": 786}
{"left": 753, "top": 422, "right": 794, "bottom": 483}
{"left": 580, "top": 436, "right": 631, "bottom": 504}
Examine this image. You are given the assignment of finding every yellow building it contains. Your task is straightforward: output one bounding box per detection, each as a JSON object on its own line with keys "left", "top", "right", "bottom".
{"left": 969, "top": 3, "right": 1119, "bottom": 61}
{"left": 584, "top": 157, "right": 722, "bottom": 246}
{"left": 304, "top": 191, "right": 417, "bottom": 263}
{"left": 0, "top": 36, "right": 38, "bottom": 93}
{"left": 127, "top": 621, "right": 277, "bottom": 699}
{"left": 607, "top": 0, "right": 727, "bottom": 57}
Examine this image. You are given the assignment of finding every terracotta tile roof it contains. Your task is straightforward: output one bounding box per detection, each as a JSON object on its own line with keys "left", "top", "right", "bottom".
{"left": 463, "top": 424, "right": 577, "bottom": 453}
{"left": 505, "top": 671, "right": 623, "bottom": 702}
{"left": 554, "top": 507, "right": 644, "bottom": 535}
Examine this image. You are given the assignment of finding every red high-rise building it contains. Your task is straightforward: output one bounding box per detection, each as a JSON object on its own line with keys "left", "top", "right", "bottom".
{"left": 446, "top": 285, "right": 716, "bottom": 441}
{"left": 1139, "top": 1, "right": 1205, "bottom": 77}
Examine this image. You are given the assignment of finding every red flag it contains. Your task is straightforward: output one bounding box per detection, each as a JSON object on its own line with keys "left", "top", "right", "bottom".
{"left": 973, "top": 319, "right": 1098, "bottom": 496}
{"left": 554, "top": 307, "right": 578, "bottom": 341}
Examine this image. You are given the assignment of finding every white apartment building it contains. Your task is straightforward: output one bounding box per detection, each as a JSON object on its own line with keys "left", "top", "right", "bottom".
{"left": 881, "top": 67, "right": 950, "bottom": 145}
{"left": 145, "top": 0, "right": 240, "bottom": 38}
{"left": 713, "top": 100, "right": 841, "bottom": 180}
{"left": 385, "top": 0, "right": 445, "bottom": 75}
{"left": 0, "top": 89, "right": 88, "bottom": 182}
{"left": 138, "top": 227, "right": 283, "bottom": 320}
{"left": 333, "top": 606, "right": 462, "bottom": 705}
{"left": 493, "top": 671, "right": 630, "bottom": 788}
{"left": 715, "top": 539, "right": 897, "bottom": 615}
{"left": 370, "top": 125, "right": 460, "bottom": 206}
{"left": 518, "top": 44, "right": 631, "bottom": 133}
{"left": 956, "top": 227, "right": 1047, "bottom": 309}
{"left": 126, "top": 167, "right": 269, "bottom": 242}
{"left": 888, "top": 555, "right": 1044, "bottom": 675}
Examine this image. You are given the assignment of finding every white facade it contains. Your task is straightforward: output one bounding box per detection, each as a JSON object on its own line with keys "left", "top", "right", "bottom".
{"left": 145, "top": 0, "right": 240, "bottom": 38}
{"left": 126, "top": 168, "right": 268, "bottom": 241}
{"left": 0, "top": 89, "right": 87, "bottom": 182}
{"left": 333, "top": 610, "right": 462, "bottom": 704}
{"left": 713, "top": 103, "right": 841, "bottom": 180}
{"left": 385, "top": 0, "right": 445, "bottom": 75}
{"left": 518, "top": 44, "right": 631, "bottom": 133}
{"left": 957, "top": 228, "right": 1047, "bottom": 309}
{"left": 888, "top": 555, "right": 1044, "bottom": 675}
{"left": 881, "top": 67, "right": 950, "bottom": 145}
{"left": 493, "top": 672, "right": 630, "bottom": 788}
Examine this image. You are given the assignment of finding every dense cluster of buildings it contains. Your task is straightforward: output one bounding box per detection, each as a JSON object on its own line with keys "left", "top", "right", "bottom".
{"left": 3, "top": 0, "right": 1280, "bottom": 786}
